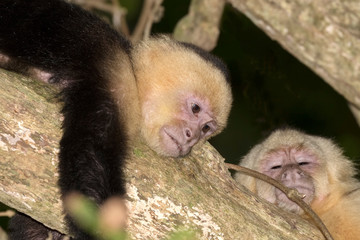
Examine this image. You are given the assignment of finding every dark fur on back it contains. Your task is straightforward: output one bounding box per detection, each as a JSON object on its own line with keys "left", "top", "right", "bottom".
{"left": 8, "top": 214, "right": 64, "bottom": 240}
{"left": 0, "top": 0, "right": 130, "bottom": 239}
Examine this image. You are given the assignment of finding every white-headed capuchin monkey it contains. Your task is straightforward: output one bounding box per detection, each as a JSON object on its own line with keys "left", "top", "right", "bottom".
{"left": 234, "top": 128, "right": 360, "bottom": 240}
{"left": 0, "top": 0, "right": 232, "bottom": 239}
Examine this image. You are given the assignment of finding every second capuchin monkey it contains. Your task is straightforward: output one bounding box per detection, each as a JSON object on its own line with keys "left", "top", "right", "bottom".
{"left": 0, "top": 0, "right": 232, "bottom": 239}
{"left": 234, "top": 129, "right": 360, "bottom": 240}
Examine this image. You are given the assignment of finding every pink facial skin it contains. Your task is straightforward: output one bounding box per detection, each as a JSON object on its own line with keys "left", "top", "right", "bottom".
{"left": 0, "top": 53, "right": 10, "bottom": 65}
{"left": 0, "top": 53, "right": 55, "bottom": 84}
{"left": 31, "top": 68, "right": 54, "bottom": 83}
{"left": 260, "top": 147, "right": 318, "bottom": 212}
{"left": 159, "top": 95, "right": 218, "bottom": 157}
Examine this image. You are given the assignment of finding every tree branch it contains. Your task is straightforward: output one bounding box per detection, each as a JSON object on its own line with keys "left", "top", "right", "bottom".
{"left": 0, "top": 69, "right": 323, "bottom": 239}
{"left": 173, "top": 0, "right": 226, "bottom": 51}
{"left": 228, "top": 0, "right": 360, "bottom": 125}
{"left": 131, "top": 0, "right": 164, "bottom": 42}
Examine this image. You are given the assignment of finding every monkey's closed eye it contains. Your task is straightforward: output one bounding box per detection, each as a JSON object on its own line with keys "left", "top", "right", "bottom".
{"left": 271, "top": 165, "right": 282, "bottom": 170}
{"left": 191, "top": 103, "right": 201, "bottom": 114}
{"left": 298, "top": 162, "right": 309, "bottom": 166}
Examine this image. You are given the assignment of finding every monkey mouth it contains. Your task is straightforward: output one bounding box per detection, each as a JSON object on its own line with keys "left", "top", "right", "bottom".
{"left": 163, "top": 129, "right": 184, "bottom": 156}
{"left": 169, "top": 134, "right": 183, "bottom": 152}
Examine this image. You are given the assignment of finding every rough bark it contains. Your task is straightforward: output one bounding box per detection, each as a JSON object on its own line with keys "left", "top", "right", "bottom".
{"left": 228, "top": 0, "right": 360, "bottom": 126}
{"left": 0, "top": 69, "right": 323, "bottom": 239}
{"left": 173, "top": 0, "right": 226, "bottom": 51}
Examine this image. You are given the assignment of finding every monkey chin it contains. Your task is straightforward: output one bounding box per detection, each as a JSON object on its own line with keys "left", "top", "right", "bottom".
{"left": 275, "top": 186, "right": 314, "bottom": 214}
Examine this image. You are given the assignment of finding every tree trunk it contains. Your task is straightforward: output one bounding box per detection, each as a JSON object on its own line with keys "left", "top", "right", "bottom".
{"left": 173, "top": 0, "right": 226, "bottom": 51}
{"left": 0, "top": 69, "right": 323, "bottom": 239}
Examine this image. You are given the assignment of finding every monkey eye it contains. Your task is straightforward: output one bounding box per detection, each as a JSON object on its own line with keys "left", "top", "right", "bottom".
{"left": 202, "top": 124, "right": 210, "bottom": 133}
{"left": 298, "top": 162, "right": 309, "bottom": 166}
{"left": 271, "top": 165, "right": 282, "bottom": 170}
{"left": 191, "top": 103, "right": 201, "bottom": 114}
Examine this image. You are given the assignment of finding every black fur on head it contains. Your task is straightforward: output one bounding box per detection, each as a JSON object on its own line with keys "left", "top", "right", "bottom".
{"left": 179, "top": 42, "right": 231, "bottom": 83}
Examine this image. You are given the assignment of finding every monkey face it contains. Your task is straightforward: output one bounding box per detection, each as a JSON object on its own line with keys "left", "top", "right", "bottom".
{"left": 261, "top": 147, "right": 317, "bottom": 213}
{"left": 132, "top": 36, "right": 232, "bottom": 157}
{"left": 236, "top": 128, "right": 360, "bottom": 239}
{"left": 141, "top": 93, "right": 218, "bottom": 157}
{"left": 159, "top": 95, "right": 218, "bottom": 157}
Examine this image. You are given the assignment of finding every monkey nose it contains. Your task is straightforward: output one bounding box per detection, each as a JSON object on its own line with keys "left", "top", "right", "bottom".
{"left": 183, "top": 127, "right": 200, "bottom": 145}
{"left": 185, "top": 128, "right": 192, "bottom": 138}
{"left": 282, "top": 173, "right": 287, "bottom": 178}
{"left": 282, "top": 169, "right": 303, "bottom": 181}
